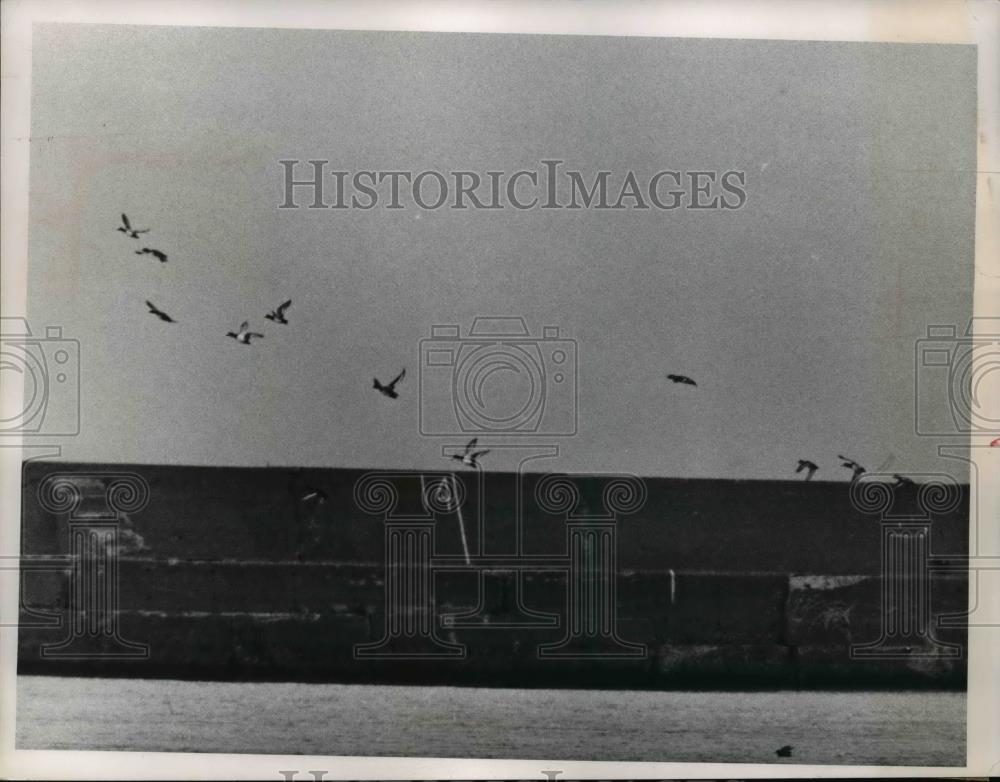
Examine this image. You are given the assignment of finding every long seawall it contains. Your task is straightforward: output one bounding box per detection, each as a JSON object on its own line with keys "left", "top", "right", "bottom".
{"left": 17, "top": 462, "right": 969, "bottom": 688}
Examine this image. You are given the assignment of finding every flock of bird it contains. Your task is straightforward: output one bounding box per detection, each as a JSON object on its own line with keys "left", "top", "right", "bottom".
{"left": 794, "top": 454, "right": 915, "bottom": 487}
{"left": 669, "top": 372, "right": 916, "bottom": 485}
{"left": 121, "top": 211, "right": 953, "bottom": 487}
{"left": 119, "top": 212, "right": 407, "bottom": 380}
{"left": 115, "top": 210, "right": 982, "bottom": 766}
{"left": 121, "top": 212, "right": 294, "bottom": 341}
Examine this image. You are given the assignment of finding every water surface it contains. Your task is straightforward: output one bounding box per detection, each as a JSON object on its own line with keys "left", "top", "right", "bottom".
{"left": 16, "top": 676, "right": 965, "bottom": 766}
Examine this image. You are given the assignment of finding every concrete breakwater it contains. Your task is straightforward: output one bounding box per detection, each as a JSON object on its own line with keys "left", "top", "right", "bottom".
{"left": 17, "top": 462, "right": 969, "bottom": 688}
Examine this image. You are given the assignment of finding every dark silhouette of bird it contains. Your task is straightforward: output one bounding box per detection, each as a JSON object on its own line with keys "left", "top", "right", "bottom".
{"left": 145, "top": 300, "right": 175, "bottom": 323}
{"left": 301, "top": 487, "right": 328, "bottom": 504}
{"left": 373, "top": 368, "right": 405, "bottom": 399}
{"left": 775, "top": 745, "right": 793, "bottom": 758}
{"left": 135, "top": 247, "right": 168, "bottom": 263}
{"left": 795, "top": 459, "right": 818, "bottom": 481}
{"left": 116, "top": 213, "right": 149, "bottom": 239}
{"left": 892, "top": 473, "right": 916, "bottom": 488}
{"left": 451, "top": 437, "right": 490, "bottom": 468}
{"left": 226, "top": 321, "right": 264, "bottom": 345}
{"left": 265, "top": 300, "right": 292, "bottom": 324}
{"left": 838, "top": 455, "right": 866, "bottom": 480}
{"left": 667, "top": 374, "right": 697, "bottom": 386}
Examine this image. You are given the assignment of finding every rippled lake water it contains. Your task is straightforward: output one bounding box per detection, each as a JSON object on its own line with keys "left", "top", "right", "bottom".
{"left": 16, "top": 676, "right": 964, "bottom": 766}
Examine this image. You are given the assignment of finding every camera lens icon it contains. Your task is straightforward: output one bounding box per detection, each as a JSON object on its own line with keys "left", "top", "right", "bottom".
{"left": 455, "top": 344, "right": 545, "bottom": 432}
{"left": 0, "top": 318, "right": 80, "bottom": 437}
{"left": 915, "top": 319, "right": 1000, "bottom": 436}
{"left": 947, "top": 343, "right": 1000, "bottom": 431}
{"left": 419, "top": 318, "right": 578, "bottom": 436}
{"left": 0, "top": 345, "right": 49, "bottom": 432}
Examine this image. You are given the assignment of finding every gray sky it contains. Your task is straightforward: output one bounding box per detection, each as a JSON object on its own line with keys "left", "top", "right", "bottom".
{"left": 25, "top": 25, "right": 976, "bottom": 479}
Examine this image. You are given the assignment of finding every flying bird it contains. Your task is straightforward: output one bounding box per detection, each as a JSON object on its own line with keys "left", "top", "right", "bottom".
{"left": 373, "top": 368, "right": 405, "bottom": 399}
{"left": 795, "top": 460, "right": 819, "bottom": 481}
{"left": 892, "top": 474, "right": 916, "bottom": 488}
{"left": 145, "top": 300, "right": 175, "bottom": 323}
{"left": 226, "top": 321, "right": 264, "bottom": 345}
{"left": 837, "top": 456, "right": 866, "bottom": 482}
{"left": 775, "top": 745, "right": 793, "bottom": 758}
{"left": 451, "top": 437, "right": 490, "bottom": 469}
{"left": 301, "top": 487, "right": 328, "bottom": 504}
{"left": 265, "top": 300, "right": 292, "bottom": 324}
{"left": 116, "top": 213, "right": 149, "bottom": 239}
{"left": 667, "top": 374, "right": 697, "bottom": 386}
{"left": 135, "top": 247, "right": 168, "bottom": 263}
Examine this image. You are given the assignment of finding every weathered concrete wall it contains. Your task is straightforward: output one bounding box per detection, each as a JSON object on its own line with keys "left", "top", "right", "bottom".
{"left": 18, "top": 462, "right": 969, "bottom": 688}
{"left": 17, "top": 564, "right": 968, "bottom": 687}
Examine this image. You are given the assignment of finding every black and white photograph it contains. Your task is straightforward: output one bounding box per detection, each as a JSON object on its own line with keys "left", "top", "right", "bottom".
{"left": 1, "top": 1, "right": 998, "bottom": 779}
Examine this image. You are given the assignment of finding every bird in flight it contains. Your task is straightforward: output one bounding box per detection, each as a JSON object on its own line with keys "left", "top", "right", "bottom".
{"left": 301, "top": 487, "right": 328, "bottom": 504}
{"left": 667, "top": 374, "right": 697, "bottom": 386}
{"left": 145, "top": 300, "right": 175, "bottom": 323}
{"left": 373, "top": 368, "right": 405, "bottom": 399}
{"left": 892, "top": 473, "right": 916, "bottom": 488}
{"left": 838, "top": 455, "right": 866, "bottom": 481}
{"left": 116, "top": 213, "right": 149, "bottom": 239}
{"left": 265, "top": 300, "right": 292, "bottom": 324}
{"left": 451, "top": 437, "right": 490, "bottom": 469}
{"left": 775, "top": 745, "right": 793, "bottom": 758}
{"left": 795, "top": 459, "right": 819, "bottom": 481}
{"left": 135, "top": 247, "right": 168, "bottom": 263}
{"left": 226, "top": 321, "right": 264, "bottom": 345}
